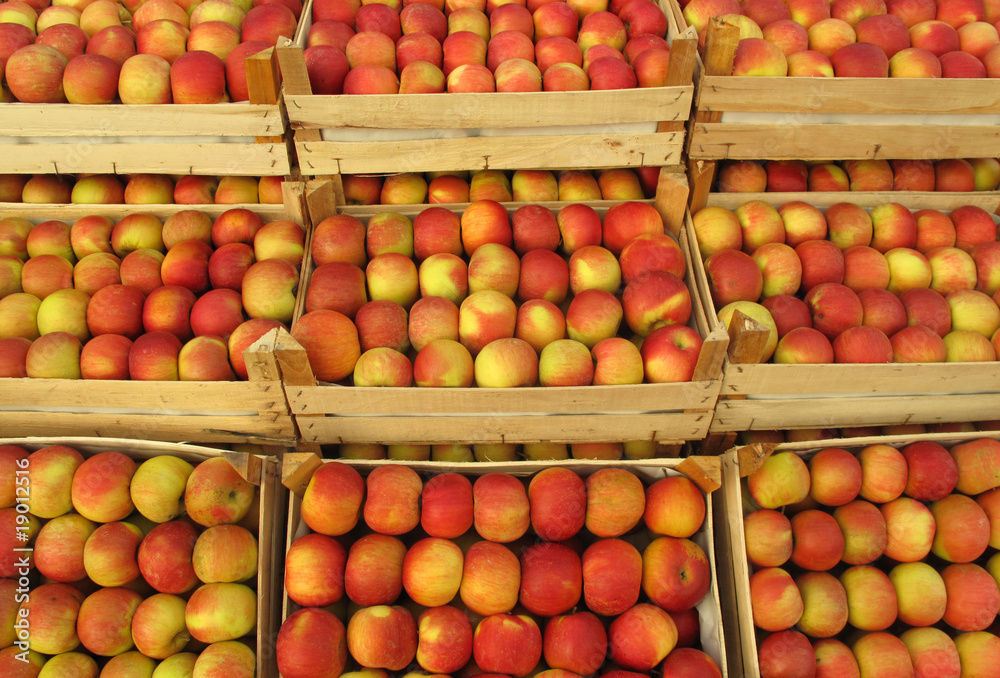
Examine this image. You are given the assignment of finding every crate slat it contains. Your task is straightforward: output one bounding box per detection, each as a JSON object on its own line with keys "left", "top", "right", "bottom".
{"left": 286, "top": 88, "right": 691, "bottom": 129}
{"left": 294, "top": 131, "right": 684, "bottom": 174}
{"left": 295, "top": 411, "right": 715, "bottom": 445}
{"left": 712, "top": 393, "right": 1000, "bottom": 432}
{"left": 697, "top": 76, "right": 1000, "bottom": 115}
{"left": 0, "top": 103, "right": 285, "bottom": 137}
{"left": 0, "top": 412, "right": 297, "bottom": 445}
{"left": 688, "top": 122, "right": 1000, "bottom": 161}
{"left": 2, "top": 141, "right": 292, "bottom": 175}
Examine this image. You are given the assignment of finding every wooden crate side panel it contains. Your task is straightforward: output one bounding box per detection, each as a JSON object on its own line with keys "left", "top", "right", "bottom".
{"left": 285, "top": 88, "right": 692, "bottom": 129}
{"left": 715, "top": 450, "right": 757, "bottom": 677}
{"left": 0, "top": 412, "right": 297, "bottom": 445}
{"left": 286, "top": 380, "right": 719, "bottom": 415}
{"left": 294, "top": 132, "right": 684, "bottom": 174}
{"left": 0, "top": 103, "right": 285, "bottom": 137}
{"left": 4, "top": 142, "right": 291, "bottom": 176}
{"left": 295, "top": 411, "right": 715, "bottom": 444}
{"left": 688, "top": 123, "right": 1000, "bottom": 161}
{"left": 696, "top": 76, "right": 1000, "bottom": 115}
{"left": 720, "top": 362, "right": 1000, "bottom": 396}
{"left": 256, "top": 457, "right": 284, "bottom": 678}
{"left": 0, "top": 379, "right": 289, "bottom": 413}
{"left": 710, "top": 392, "right": 1000, "bottom": 432}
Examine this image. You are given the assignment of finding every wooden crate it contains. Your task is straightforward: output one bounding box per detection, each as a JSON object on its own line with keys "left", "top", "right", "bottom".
{"left": 280, "top": 451, "right": 729, "bottom": 675}
{"left": 3, "top": 436, "right": 285, "bottom": 678}
{"left": 0, "top": 50, "right": 291, "bottom": 176}
{"left": 715, "top": 430, "right": 1000, "bottom": 677}
{"left": 686, "top": 192, "right": 1000, "bottom": 434}
{"left": 268, "top": 181, "right": 727, "bottom": 445}
{"left": 278, "top": 0, "right": 696, "bottom": 175}
{"left": 0, "top": 193, "right": 315, "bottom": 445}
{"left": 684, "top": 12, "right": 1000, "bottom": 162}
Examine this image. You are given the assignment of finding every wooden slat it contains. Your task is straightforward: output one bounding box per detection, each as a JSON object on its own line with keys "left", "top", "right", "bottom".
{"left": 711, "top": 393, "right": 1000, "bottom": 432}
{"left": 3, "top": 142, "right": 292, "bottom": 175}
{"left": 0, "top": 379, "right": 288, "bottom": 413}
{"left": 256, "top": 456, "right": 284, "bottom": 678}
{"left": 0, "top": 412, "right": 295, "bottom": 444}
{"left": 285, "top": 88, "right": 692, "bottom": 129}
{"left": 286, "top": 380, "right": 720, "bottom": 415}
{"left": 688, "top": 122, "right": 1000, "bottom": 160}
{"left": 0, "top": 103, "right": 284, "bottom": 136}
{"left": 295, "top": 133, "right": 683, "bottom": 174}
{"left": 698, "top": 75, "right": 1000, "bottom": 114}
{"left": 721, "top": 362, "right": 1000, "bottom": 396}
{"left": 296, "top": 411, "right": 715, "bottom": 444}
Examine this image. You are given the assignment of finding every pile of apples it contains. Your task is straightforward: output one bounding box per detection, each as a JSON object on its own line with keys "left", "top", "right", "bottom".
{"left": 0, "top": 173, "right": 285, "bottom": 205}
{"left": 342, "top": 166, "right": 662, "bottom": 205}
{"left": 326, "top": 438, "right": 673, "bottom": 461}
{"left": 717, "top": 157, "right": 1000, "bottom": 193}
{"left": 0, "top": 444, "right": 263, "bottom": 677}
{"left": 0, "top": 0, "right": 299, "bottom": 105}
{"left": 741, "top": 437, "right": 1000, "bottom": 677}
{"left": 292, "top": 197, "right": 704, "bottom": 388}
{"left": 0, "top": 199, "right": 306, "bottom": 381}
{"left": 693, "top": 198, "right": 1000, "bottom": 364}
{"left": 302, "top": 0, "right": 675, "bottom": 94}
{"left": 682, "top": 0, "right": 1000, "bottom": 77}
{"left": 278, "top": 461, "right": 721, "bottom": 676}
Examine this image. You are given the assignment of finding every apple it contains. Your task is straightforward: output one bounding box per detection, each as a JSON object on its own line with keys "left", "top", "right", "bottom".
{"left": 931, "top": 493, "right": 990, "bottom": 563}
{"left": 543, "top": 611, "right": 607, "bottom": 676}
{"left": 942, "top": 562, "right": 1000, "bottom": 632}
{"left": 791, "top": 509, "right": 845, "bottom": 571}
{"left": 184, "top": 456, "right": 254, "bottom": 528}
{"left": 344, "top": 533, "right": 406, "bottom": 606}
{"left": 705, "top": 248, "right": 763, "bottom": 306}
{"left": 797, "top": 238, "right": 846, "bottom": 292}
{"left": 580, "top": 538, "right": 642, "bottom": 617}
{"left": 744, "top": 509, "right": 793, "bottom": 568}
{"left": 519, "top": 541, "right": 583, "bottom": 617}
{"left": 415, "top": 605, "right": 473, "bottom": 675}
{"left": 641, "top": 536, "right": 711, "bottom": 611}
{"left": 185, "top": 582, "right": 256, "bottom": 643}
{"left": 33, "top": 512, "right": 95, "bottom": 583}
{"left": 83, "top": 520, "right": 143, "bottom": 587}
{"left": 473, "top": 614, "right": 542, "bottom": 677}
{"left": 748, "top": 450, "right": 811, "bottom": 509}
{"left": 276, "top": 607, "right": 347, "bottom": 678}
{"left": 949, "top": 437, "right": 1000, "bottom": 495}
{"left": 136, "top": 520, "right": 199, "bottom": 595}
{"left": 364, "top": 464, "right": 422, "bottom": 536}
{"left": 460, "top": 539, "right": 520, "bottom": 616}
{"left": 402, "top": 537, "right": 463, "bottom": 607}
{"left": 131, "top": 593, "right": 191, "bottom": 659}
{"left": 584, "top": 468, "right": 645, "bottom": 538}
{"left": 607, "top": 603, "right": 677, "bottom": 671}
{"left": 750, "top": 566, "right": 804, "bottom": 632}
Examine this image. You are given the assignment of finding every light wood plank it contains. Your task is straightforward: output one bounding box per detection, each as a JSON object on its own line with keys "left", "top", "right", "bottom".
{"left": 296, "top": 411, "right": 714, "bottom": 444}
{"left": 295, "top": 133, "right": 684, "bottom": 174}
{"left": 285, "top": 380, "right": 721, "bottom": 415}
{"left": 0, "top": 103, "right": 284, "bottom": 136}
{"left": 688, "top": 123, "right": 1000, "bottom": 160}
{"left": 285, "top": 88, "right": 692, "bottom": 129}
{"left": 0, "top": 379, "right": 289, "bottom": 413}
{"left": 2, "top": 142, "right": 292, "bottom": 176}
{"left": 0, "top": 412, "right": 297, "bottom": 444}
{"left": 698, "top": 75, "right": 1000, "bottom": 114}
{"left": 720, "top": 362, "right": 1000, "bottom": 396}
{"left": 711, "top": 393, "right": 1000, "bottom": 431}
